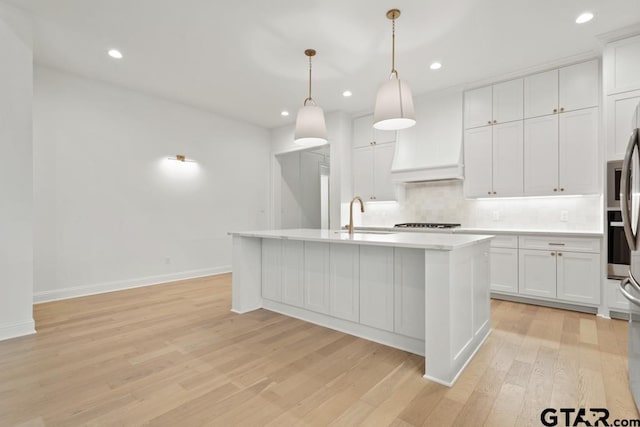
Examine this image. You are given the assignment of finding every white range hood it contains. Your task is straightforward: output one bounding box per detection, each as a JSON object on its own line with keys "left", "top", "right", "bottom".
{"left": 391, "top": 87, "right": 464, "bottom": 183}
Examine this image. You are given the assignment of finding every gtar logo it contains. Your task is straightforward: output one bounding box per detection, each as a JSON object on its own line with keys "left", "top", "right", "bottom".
{"left": 541, "top": 408, "right": 610, "bottom": 426}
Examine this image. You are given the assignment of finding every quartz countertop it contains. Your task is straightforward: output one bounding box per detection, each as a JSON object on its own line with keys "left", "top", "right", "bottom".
{"left": 229, "top": 228, "right": 493, "bottom": 251}
{"left": 350, "top": 226, "right": 603, "bottom": 238}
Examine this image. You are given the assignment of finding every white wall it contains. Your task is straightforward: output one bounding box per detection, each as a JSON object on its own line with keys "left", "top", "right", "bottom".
{"left": 33, "top": 67, "right": 270, "bottom": 302}
{"left": 0, "top": 4, "right": 35, "bottom": 340}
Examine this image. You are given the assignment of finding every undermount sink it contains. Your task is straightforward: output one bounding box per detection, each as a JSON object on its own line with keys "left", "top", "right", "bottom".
{"left": 335, "top": 230, "right": 396, "bottom": 235}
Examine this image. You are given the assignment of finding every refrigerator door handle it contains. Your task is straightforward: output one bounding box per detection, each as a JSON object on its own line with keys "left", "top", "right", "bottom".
{"left": 620, "top": 276, "right": 640, "bottom": 307}
{"left": 621, "top": 128, "right": 640, "bottom": 251}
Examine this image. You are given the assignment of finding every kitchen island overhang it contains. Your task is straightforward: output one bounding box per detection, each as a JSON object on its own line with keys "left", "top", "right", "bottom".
{"left": 229, "top": 229, "right": 494, "bottom": 387}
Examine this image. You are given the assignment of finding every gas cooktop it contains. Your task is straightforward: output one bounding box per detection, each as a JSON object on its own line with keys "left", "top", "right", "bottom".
{"left": 393, "top": 223, "right": 461, "bottom": 229}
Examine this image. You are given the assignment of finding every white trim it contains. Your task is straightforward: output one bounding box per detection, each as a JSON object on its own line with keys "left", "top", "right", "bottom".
{"left": 0, "top": 319, "right": 36, "bottom": 342}
{"left": 33, "top": 267, "right": 230, "bottom": 304}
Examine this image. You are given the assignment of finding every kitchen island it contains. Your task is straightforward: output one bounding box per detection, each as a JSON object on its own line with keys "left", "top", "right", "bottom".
{"left": 229, "top": 229, "right": 493, "bottom": 386}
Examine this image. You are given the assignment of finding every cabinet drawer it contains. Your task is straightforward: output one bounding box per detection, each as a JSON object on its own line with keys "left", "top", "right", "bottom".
{"left": 490, "top": 235, "right": 518, "bottom": 249}
{"left": 518, "top": 236, "right": 600, "bottom": 253}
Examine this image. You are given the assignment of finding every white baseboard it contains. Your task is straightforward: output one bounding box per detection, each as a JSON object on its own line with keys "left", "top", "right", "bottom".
{"left": 0, "top": 319, "right": 36, "bottom": 341}
{"left": 33, "top": 266, "right": 231, "bottom": 304}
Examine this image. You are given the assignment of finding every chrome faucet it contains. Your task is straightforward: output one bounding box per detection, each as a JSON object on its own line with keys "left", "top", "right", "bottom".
{"left": 348, "top": 196, "right": 365, "bottom": 234}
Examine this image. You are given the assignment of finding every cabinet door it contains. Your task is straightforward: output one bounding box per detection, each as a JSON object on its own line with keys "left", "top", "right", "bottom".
{"left": 360, "top": 246, "right": 394, "bottom": 332}
{"left": 559, "top": 60, "right": 599, "bottom": 112}
{"left": 282, "top": 240, "right": 304, "bottom": 307}
{"left": 394, "top": 248, "right": 425, "bottom": 340}
{"left": 464, "top": 86, "right": 493, "bottom": 129}
{"left": 329, "top": 243, "right": 359, "bottom": 322}
{"left": 261, "top": 239, "right": 282, "bottom": 301}
{"left": 464, "top": 126, "right": 493, "bottom": 197}
{"left": 304, "top": 242, "right": 330, "bottom": 314}
{"left": 607, "top": 90, "right": 640, "bottom": 160}
{"left": 518, "top": 249, "right": 557, "bottom": 298}
{"left": 353, "top": 115, "right": 374, "bottom": 148}
{"left": 556, "top": 251, "right": 600, "bottom": 305}
{"left": 604, "top": 34, "right": 640, "bottom": 95}
{"left": 524, "top": 115, "right": 559, "bottom": 195}
{"left": 353, "top": 147, "right": 374, "bottom": 200}
{"left": 524, "top": 69, "right": 558, "bottom": 119}
{"left": 558, "top": 107, "right": 599, "bottom": 195}
{"left": 493, "top": 78, "right": 523, "bottom": 124}
{"left": 490, "top": 247, "right": 518, "bottom": 294}
{"left": 372, "top": 142, "right": 397, "bottom": 201}
{"left": 492, "top": 121, "right": 524, "bottom": 196}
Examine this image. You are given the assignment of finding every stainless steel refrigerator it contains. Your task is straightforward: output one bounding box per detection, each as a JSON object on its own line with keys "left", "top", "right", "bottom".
{"left": 619, "top": 101, "right": 640, "bottom": 411}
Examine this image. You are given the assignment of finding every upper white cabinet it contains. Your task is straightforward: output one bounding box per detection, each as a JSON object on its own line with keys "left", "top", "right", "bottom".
{"left": 464, "top": 79, "right": 523, "bottom": 129}
{"left": 353, "top": 114, "right": 396, "bottom": 148}
{"left": 524, "top": 69, "right": 558, "bottom": 118}
{"left": 464, "top": 126, "right": 493, "bottom": 197}
{"left": 558, "top": 108, "right": 600, "bottom": 195}
{"left": 607, "top": 89, "right": 640, "bottom": 159}
{"left": 604, "top": 34, "right": 640, "bottom": 95}
{"left": 559, "top": 60, "right": 599, "bottom": 112}
{"left": 524, "top": 115, "right": 559, "bottom": 195}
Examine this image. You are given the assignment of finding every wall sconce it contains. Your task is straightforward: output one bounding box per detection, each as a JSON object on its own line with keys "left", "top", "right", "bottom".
{"left": 168, "top": 154, "right": 195, "bottom": 163}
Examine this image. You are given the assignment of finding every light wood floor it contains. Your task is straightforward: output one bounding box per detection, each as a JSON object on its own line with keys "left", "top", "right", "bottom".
{"left": 0, "top": 274, "right": 638, "bottom": 426}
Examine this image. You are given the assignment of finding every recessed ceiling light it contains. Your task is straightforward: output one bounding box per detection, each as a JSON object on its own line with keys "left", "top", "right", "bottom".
{"left": 430, "top": 62, "right": 442, "bottom": 70}
{"left": 575, "top": 12, "right": 594, "bottom": 24}
{"left": 108, "top": 49, "right": 123, "bottom": 59}
{"left": 281, "top": 110, "right": 289, "bottom": 117}
{"left": 342, "top": 90, "right": 352, "bottom": 97}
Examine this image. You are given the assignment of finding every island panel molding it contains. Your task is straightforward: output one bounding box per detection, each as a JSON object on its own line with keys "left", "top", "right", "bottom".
{"left": 229, "top": 228, "right": 492, "bottom": 386}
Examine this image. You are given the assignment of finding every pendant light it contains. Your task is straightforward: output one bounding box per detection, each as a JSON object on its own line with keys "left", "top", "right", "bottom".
{"left": 294, "top": 49, "right": 328, "bottom": 145}
{"left": 373, "top": 9, "right": 416, "bottom": 131}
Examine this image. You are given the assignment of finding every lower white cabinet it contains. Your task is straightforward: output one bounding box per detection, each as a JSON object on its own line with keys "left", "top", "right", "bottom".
{"left": 359, "top": 246, "right": 395, "bottom": 332}
{"left": 262, "top": 239, "right": 283, "bottom": 301}
{"left": 556, "top": 251, "right": 600, "bottom": 305}
{"left": 329, "top": 243, "right": 360, "bottom": 322}
{"left": 490, "top": 247, "right": 518, "bottom": 294}
{"left": 282, "top": 240, "right": 304, "bottom": 307}
{"left": 519, "top": 249, "right": 557, "bottom": 298}
{"left": 394, "top": 248, "right": 426, "bottom": 339}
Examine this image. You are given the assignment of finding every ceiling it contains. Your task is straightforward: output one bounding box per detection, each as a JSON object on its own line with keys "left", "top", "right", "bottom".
{"left": 5, "top": 0, "right": 640, "bottom": 128}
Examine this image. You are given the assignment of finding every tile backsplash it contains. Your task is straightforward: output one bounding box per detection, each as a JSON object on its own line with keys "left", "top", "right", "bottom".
{"left": 352, "top": 180, "right": 603, "bottom": 231}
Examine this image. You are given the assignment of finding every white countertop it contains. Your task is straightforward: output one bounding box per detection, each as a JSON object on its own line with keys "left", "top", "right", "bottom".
{"left": 352, "top": 226, "right": 603, "bottom": 238}
{"left": 229, "top": 228, "right": 493, "bottom": 251}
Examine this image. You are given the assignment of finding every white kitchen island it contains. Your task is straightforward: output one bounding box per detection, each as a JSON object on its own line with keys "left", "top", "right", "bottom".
{"left": 229, "top": 229, "right": 493, "bottom": 386}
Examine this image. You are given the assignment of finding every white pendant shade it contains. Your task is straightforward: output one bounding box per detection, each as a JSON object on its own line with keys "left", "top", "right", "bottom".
{"left": 373, "top": 77, "right": 416, "bottom": 130}
{"left": 294, "top": 104, "right": 327, "bottom": 146}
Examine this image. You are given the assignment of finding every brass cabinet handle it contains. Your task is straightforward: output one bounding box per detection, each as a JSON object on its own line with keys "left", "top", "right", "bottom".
{"left": 553, "top": 108, "right": 557, "bottom": 113}
{"left": 553, "top": 188, "right": 558, "bottom": 192}
{"left": 560, "top": 107, "right": 565, "bottom": 112}
{"left": 493, "top": 120, "right": 497, "bottom": 124}
{"left": 548, "top": 243, "right": 565, "bottom": 246}
{"left": 493, "top": 191, "right": 496, "bottom": 194}
{"left": 558, "top": 253, "right": 563, "bottom": 256}
{"left": 560, "top": 188, "right": 564, "bottom": 191}
{"left": 488, "top": 191, "right": 491, "bottom": 195}
{"left": 551, "top": 252, "right": 556, "bottom": 256}
{"left": 487, "top": 120, "right": 492, "bottom": 125}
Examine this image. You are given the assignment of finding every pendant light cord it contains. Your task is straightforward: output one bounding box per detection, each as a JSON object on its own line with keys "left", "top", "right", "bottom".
{"left": 307, "top": 55, "right": 313, "bottom": 103}
{"left": 391, "top": 17, "right": 398, "bottom": 78}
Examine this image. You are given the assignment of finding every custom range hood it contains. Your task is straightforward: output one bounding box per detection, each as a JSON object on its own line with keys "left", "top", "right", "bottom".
{"left": 390, "top": 87, "right": 464, "bottom": 183}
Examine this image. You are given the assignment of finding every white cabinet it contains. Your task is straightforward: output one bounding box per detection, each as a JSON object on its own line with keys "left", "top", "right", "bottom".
{"left": 524, "top": 115, "right": 558, "bottom": 195}
{"left": 517, "top": 236, "right": 601, "bottom": 305}
{"left": 353, "top": 114, "right": 396, "bottom": 148}
{"left": 519, "top": 249, "right": 557, "bottom": 298}
{"left": 556, "top": 251, "right": 600, "bottom": 305}
{"left": 493, "top": 79, "right": 524, "bottom": 124}
{"left": 607, "top": 89, "right": 640, "bottom": 160}
{"left": 558, "top": 108, "right": 599, "bottom": 195}
{"left": 394, "top": 248, "right": 425, "bottom": 340}
{"left": 492, "top": 121, "right": 524, "bottom": 196}
{"left": 489, "top": 237, "right": 518, "bottom": 295}
{"left": 524, "top": 69, "right": 559, "bottom": 119}
{"left": 464, "top": 79, "right": 523, "bottom": 129}
{"left": 464, "top": 121, "right": 523, "bottom": 197}
{"left": 353, "top": 142, "right": 397, "bottom": 201}
{"left": 523, "top": 107, "right": 599, "bottom": 196}
{"left": 464, "top": 126, "right": 493, "bottom": 197}
{"left": 559, "top": 60, "right": 599, "bottom": 112}
{"left": 464, "top": 86, "right": 493, "bottom": 129}
{"left": 359, "top": 246, "right": 394, "bottom": 332}
{"left": 282, "top": 240, "right": 304, "bottom": 307}
{"left": 604, "top": 34, "right": 640, "bottom": 95}
{"left": 329, "top": 243, "right": 359, "bottom": 322}
{"left": 304, "top": 242, "right": 330, "bottom": 314}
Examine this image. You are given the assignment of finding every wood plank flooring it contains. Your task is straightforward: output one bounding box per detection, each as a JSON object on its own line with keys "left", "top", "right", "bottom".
{"left": 0, "top": 273, "right": 638, "bottom": 426}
